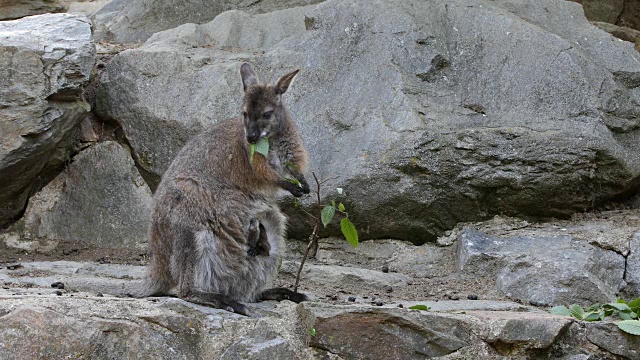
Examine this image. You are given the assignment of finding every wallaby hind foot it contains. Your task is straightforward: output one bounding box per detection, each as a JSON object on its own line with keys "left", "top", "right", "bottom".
{"left": 260, "top": 287, "right": 309, "bottom": 303}
{"left": 182, "top": 290, "right": 250, "bottom": 316}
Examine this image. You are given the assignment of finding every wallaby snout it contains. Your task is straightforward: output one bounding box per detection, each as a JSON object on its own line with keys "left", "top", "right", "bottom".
{"left": 246, "top": 130, "right": 260, "bottom": 144}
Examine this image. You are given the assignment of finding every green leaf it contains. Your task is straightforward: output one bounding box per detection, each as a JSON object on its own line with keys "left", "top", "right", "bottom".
{"left": 285, "top": 178, "right": 302, "bottom": 187}
{"left": 616, "top": 298, "right": 627, "bottom": 304}
{"left": 586, "top": 303, "right": 601, "bottom": 312}
{"left": 618, "top": 320, "right": 640, "bottom": 335}
{"left": 628, "top": 298, "right": 640, "bottom": 311}
{"left": 620, "top": 311, "right": 636, "bottom": 320}
{"left": 605, "top": 303, "right": 632, "bottom": 312}
{"left": 584, "top": 311, "right": 604, "bottom": 322}
{"left": 255, "top": 137, "right": 270, "bottom": 158}
{"left": 283, "top": 161, "right": 298, "bottom": 170}
{"left": 570, "top": 304, "right": 585, "bottom": 320}
{"left": 549, "top": 306, "right": 572, "bottom": 317}
{"left": 309, "top": 327, "right": 316, "bottom": 337}
{"left": 249, "top": 143, "right": 256, "bottom": 163}
{"left": 341, "top": 218, "right": 359, "bottom": 248}
{"left": 408, "top": 305, "right": 431, "bottom": 311}
{"left": 338, "top": 202, "right": 345, "bottom": 212}
{"left": 321, "top": 205, "right": 335, "bottom": 228}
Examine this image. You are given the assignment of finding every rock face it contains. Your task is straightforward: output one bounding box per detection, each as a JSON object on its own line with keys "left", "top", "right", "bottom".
{"left": 1, "top": 142, "right": 153, "bottom": 251}
{"left": 592, "top": 21, "right": 640, "bottom": 52}
{"left": 457, "top": 223, "right": 626, "bottom": 306}
{"left": 570, "top": 0, "right": 640, "bottom": 32}
{"left": 91, "top": 0, "right": 327, "bottom": 44}
{"left": 0, "top": 14, "right": 95, "bottom": 228}
{"left": 0, "top": 0, "right": 66, "bottom": 20}
{"left": 308, "top": 303, "right": 626, "bottom": 359}
{"left": 625, "top": 232, "right": 640, "bottom": 298}
{"left": 97, "top": 0, "right": 640, "bottom": 243}
{"left": 0, "top": 295, "right": 315, "bottom": 360}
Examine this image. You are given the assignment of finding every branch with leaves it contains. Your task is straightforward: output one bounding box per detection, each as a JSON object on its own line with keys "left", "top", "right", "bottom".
{"left": 293, "top": 172, "right": 359, "bottom": 293}
{"left": 550, "top": 297, "right": 640, "bottom": 335}
{"left": 248, "top": 139, "right": 359, "bottom": 292}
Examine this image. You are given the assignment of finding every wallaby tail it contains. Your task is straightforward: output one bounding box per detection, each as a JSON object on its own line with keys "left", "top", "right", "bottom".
{"left": 62, "top": 273, "right": 171, "bottom": 298}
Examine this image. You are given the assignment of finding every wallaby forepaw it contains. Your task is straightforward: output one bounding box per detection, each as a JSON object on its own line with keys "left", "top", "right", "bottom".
{"left": 290, "top": 186, "right": 305, "bottom": 197}
{"left": 300, "top": 178, "right": 310, "bottom": 194}
{"left": 247, "top": 247, "right": 257, "bottom": 257}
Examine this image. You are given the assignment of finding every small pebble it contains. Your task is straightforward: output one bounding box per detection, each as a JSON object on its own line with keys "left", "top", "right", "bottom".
{"left": 363, "top": 296, "right": 368, "bottom": 299}
{"left": 381, "top": 265, "right": 389, "bottom": 273}
{"left": 446, "top": 292, "right": 460, "bottom": 300}
{"left": 467, "top": 295, "right": 478, "bottom": 300}
{"left": 384, "top": 285, "right": 393, "bottom": 293}
{"left": 96, "top": 293, "right": 104, "bottom": 297}
{"left": 348, "top": 296, "right": 356, "bottom": 302}
{"left": 51, "top": 282, "right": 64, "bottom": 289}
{"left": 55, "top": 290, "right": 62, "bottom": 296}
{"left": 375, "top": 301, "right": 384, "bottom": 306}
{"left": 397, "top": 304, "right": 404, "bottom": 308}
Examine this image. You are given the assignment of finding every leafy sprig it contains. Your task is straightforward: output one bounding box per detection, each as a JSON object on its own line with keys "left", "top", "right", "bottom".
{"left": 549, "top": 298, "right": 640, "bottom": 335}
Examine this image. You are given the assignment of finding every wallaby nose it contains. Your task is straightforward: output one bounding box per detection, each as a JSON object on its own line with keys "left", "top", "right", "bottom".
{"left": 247, "top": 131, "right": 260, "bottom": 144}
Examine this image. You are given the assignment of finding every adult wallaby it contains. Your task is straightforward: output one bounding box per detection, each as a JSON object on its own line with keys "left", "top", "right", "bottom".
{"left": 144, "top": 63, "right": 310, "bottom": 315}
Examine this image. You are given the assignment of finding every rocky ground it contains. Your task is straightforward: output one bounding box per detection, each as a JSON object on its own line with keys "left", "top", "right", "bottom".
{"left": 2, "top": 209, "right": 640, "bottom": 359}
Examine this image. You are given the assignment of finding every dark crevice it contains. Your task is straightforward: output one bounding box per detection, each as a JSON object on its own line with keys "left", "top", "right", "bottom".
{"left": 85, "top": 49, "right": 160, "bottom": 193}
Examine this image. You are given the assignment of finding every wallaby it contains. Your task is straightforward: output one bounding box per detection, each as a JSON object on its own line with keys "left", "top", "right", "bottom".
{"left": 247, "top": 218, "right": 270, "bottom": 257}
{"left": 142, "top": 63, "right": 310, "bottom": 315}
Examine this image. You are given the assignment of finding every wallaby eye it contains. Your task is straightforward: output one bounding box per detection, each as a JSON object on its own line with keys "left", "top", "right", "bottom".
{"left": 263, "top": 111, "right": 273, "bottom": 118}
{"left": 242, "top": 111, "right": 247, "bottom": 118}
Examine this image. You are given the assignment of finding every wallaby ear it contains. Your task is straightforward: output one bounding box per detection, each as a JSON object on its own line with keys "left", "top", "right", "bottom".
{"left": 240, "top": 63, "right": 258, "bottom": 91}
{"left": 275, "top": 69, "right": 299, "bottom": 94}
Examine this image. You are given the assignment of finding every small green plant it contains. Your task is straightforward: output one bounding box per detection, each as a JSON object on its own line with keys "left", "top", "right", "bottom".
{"left": 408, "top": 305, "right": 431, "bottom": 311}
{"left": 309, "top": 327, "right": 316, "bottom": 337}
{"left": 293, "top": 172, "right": 359, "bottom": 292}
{"left": 549, "top": 298, "right": 640, "bottom": 335}
{"left": 248, "top": 139, "right": 360, "bottom": 291}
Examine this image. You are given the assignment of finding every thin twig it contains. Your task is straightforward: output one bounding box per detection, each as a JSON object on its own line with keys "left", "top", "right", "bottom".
{"left": 297, "top": 207, "right": 318, "bottom": 221}
{"left": 313, "top": 172, "right": 322, "bottom": 208}
{"left": 319, "top": 175, "right": 339, "bottom": 185}
{"left": 293, "top": 172, "right": 322, "bottom": 293}
{"left": 294, "top": 222, "right": 318, "bottom": 293}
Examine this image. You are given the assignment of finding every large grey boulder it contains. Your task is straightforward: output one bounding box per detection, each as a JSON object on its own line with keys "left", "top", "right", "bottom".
{"left": 0, "top": 295, "right": 315, "bottom": 359}
{"left": 0, "top": 0, "right": 66, "bottom": 20}
{"left": 1, "top": 142, "right": 153, "bottom": 251}
{"left": 568, "top": 0, "right": 624, "bottom": 24}
{"left": 96, "top": 0, "right": 640, "bottom": 243}
{"left": 624, "top": 232, "right": 640, "bottom": 298}
{"left": 0, "top": 14, "right": 95, "bottom": 228}
{"left": 91, "top": 0, "right": 327, "bottom": 44}
{"left": 456, "top": 224, "right": 627, "bottom": 306}
{"left": 569, "top": 0, "right": 640, "bottom": 32}
{"left": 308, "top": 303, "right": 629, "bottom": 359}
